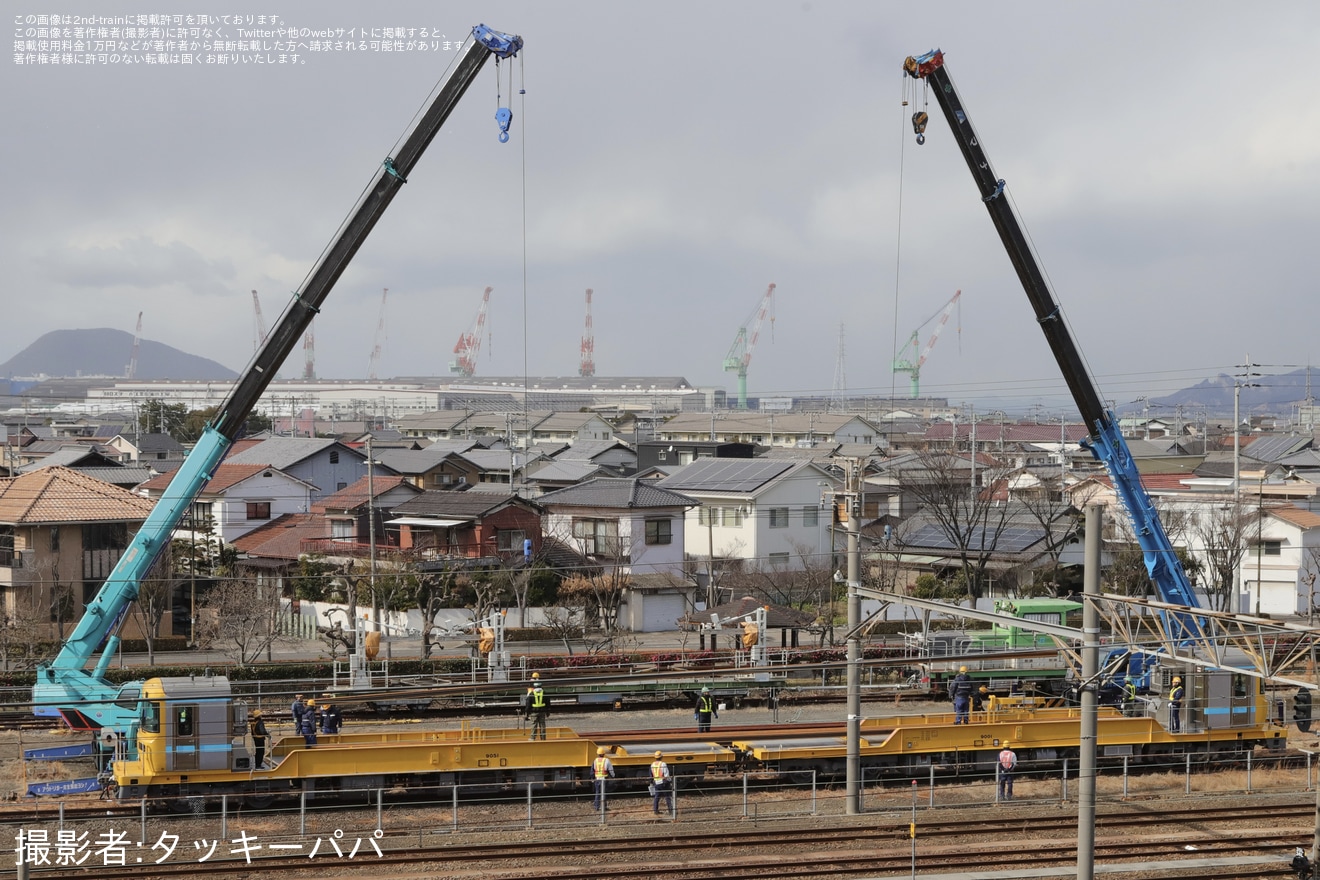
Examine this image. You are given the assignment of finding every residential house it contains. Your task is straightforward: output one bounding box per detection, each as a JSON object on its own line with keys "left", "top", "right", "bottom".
{"left": 526, "top": 412, "right": 617, "bottom": 446}
{"left": 875, "top": 503, "right": 1086, "bottom": 597}
{"left": 224, "top": 437, "right": 390, "bottom": 502}
{"left": 300, "top": 474, "right": 422, "bottom": 560}
{"left": 657, "top": 459, "right": 839, "bottom": 573}
{"left": 537, "top": 477, "right": 699, "bottom": 632}
{"left": 231, "top": 512, "right": 331, "bottom": 593}
{"left": 136, "top": 463, "right": 316, "bottom": 544}
{"left": 104, "top": 432, "right": 187, "bottom": 464}
{"left": 385, "top": 492, "right": 545, "bottom": 568}
{"left": 1242, "top": 506, "right": 1320, "bottom": 616}
{"left": 373, "top": 447, "right": 482, "bottom": 491}
{"left": 0, "top": 466, "right": 158, "bottom": 640}
{"left": 657, "top": 412, "right": 882, "bottom": 449}
{"left": 635, "top": 440, "right": 755, "bottom": 470}
{"left": 18, "top": 445, "right": 124, "bottom": 474}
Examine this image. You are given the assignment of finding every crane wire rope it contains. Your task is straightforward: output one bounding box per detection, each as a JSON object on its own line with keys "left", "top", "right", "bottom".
{"left": 517, "top": 51, "right": 529, "bottom": 450}
{"left": 888, "top": 68, "right": 921, "bottom": 428}
{"left": 288, "top": 35, "right": 468, "bottom": 308}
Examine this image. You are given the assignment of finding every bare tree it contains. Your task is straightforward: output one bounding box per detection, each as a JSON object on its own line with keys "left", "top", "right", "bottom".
{"left": 557, "top": 570, "right": 628, "bottom": 645}
{"left": 1015, "top": 476, "right": 1084, "bottom": 596}
{"left": 197, "top": 576, "right": 283, "bottom": 665}
{"left": 0, "top": 598, "right": 52, "bottom": 671}
{"left": 1302, "top": 544, "right": 1320, "bottom": 623}
{"left": 898, "top": 448, "right": 1018, "bottom": 602}
{"left": 1190, "top": 500, "right": 1255, "bottom": 612}
{"left": 133, "top": 542, "right": 183, "bottom": 665}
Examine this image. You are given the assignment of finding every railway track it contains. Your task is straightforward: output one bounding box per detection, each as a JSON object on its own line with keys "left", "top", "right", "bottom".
{"left": 15, "top": 801, "right": 1310, "bottom": 879}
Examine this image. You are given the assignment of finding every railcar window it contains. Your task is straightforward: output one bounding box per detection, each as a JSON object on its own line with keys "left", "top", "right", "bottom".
{"left": 176, "top": 707, "right": 194, "bottom": 737}
{"left": 1233, "top": 674, "right": 1247, "bottom": 698}
{"left": 115, "top": 686, "right": 140, "bottom": 711}
{"left": 142, "top": 701, "right": 161, "bottom": 734}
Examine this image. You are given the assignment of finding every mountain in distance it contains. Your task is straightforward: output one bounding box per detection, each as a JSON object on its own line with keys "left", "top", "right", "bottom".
{"left": 1145, "top": 366, "right": 1319, "bottom": 418}
{"left": 0, "top": 329, "right": 237, "bottom": 381}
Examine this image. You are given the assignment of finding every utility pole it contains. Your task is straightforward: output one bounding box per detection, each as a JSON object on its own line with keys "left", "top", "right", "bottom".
{"left": 367, "top": 435, "right": 378, "bottom": 636}
{"left": 845, "top": 457, "right": 862, "bottom": 814}
{"left": 1234, "top": 356, "right": 1261, "bottom": 614}
{"left": 1076, "top": 502, "right": 1102, "bottom": 880}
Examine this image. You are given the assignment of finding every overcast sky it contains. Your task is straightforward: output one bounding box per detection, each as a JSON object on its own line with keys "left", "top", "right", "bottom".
{"left": 5, "top": 1, "right": 1318, "bottom": 415}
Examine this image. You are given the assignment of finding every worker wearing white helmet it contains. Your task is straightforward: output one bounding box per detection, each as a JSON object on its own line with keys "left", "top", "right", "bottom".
{"left": 591, "top": 746, "right": 615, "bottom": 811}
{"left": 649, "top": 750, "right": 672, "bottom": 816}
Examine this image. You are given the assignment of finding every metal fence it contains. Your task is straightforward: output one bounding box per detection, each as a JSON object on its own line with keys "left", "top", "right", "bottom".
{"left": 7, "top": 750, "right": 1315, "bottom": 874}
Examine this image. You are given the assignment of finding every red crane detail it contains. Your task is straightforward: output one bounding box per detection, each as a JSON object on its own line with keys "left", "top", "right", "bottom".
{"left": 579, "top": 288, "right": 595, "bottom": 377}
{"left": 450, "top": 286, "right": 493, "bottom": 377}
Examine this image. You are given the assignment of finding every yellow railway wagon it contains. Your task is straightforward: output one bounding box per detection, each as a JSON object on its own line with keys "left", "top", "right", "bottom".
{"left": 113, "top": 678, "right": 740, "bottom": 806}
{"left": 737, "top": 668, "right": 1286, "bottom": 779}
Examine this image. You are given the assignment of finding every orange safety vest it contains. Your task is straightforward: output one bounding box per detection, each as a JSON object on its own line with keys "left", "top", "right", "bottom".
{"left": 593, "top": 756, "right": 610, "bottom": 779}
{"left": 650, "top": 760, "right": 668, "bottom": 784}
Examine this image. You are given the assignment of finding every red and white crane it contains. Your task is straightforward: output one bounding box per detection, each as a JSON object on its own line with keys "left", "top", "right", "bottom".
{"left": 449, "top": 286, "right": 493, "bottom": 378}
{"left": 892, "top": 288, "right": 960, "bottom": 398}
{"left": 721, "top": 282, "right": 776, "bottom": 409}
{"left": 579, "top": 288, "right": 595, "bottom": 377}
{"left": 367, "top": 287, "right": 389, "bottom": 381}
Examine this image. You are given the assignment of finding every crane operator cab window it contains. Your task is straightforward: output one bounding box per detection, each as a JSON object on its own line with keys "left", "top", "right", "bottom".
{"left": 141, "top": 700, "right": 161, "bottom": 734}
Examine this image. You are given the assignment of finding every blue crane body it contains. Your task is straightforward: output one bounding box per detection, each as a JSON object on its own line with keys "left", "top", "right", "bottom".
{"left": 902, "top": 50, "right": 1200, "bottom": 662}
{"left": 32, "top": 24, "right": 524, "bottom": 733}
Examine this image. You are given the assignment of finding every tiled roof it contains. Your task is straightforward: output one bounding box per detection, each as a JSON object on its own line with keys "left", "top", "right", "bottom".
{"left": 0, "top": 466, "right": 156, "bottom": 524}
{"left": 138, "top": 463, "right": 291, "bottom": 494}
{"left": 537, "top": 477, "right": 698, "bottom": 509}
{"left": 232, "top": 513, "right": 329, "bottom": 560}
{"left": 225, "top": 437, "right": 344, "bottom": 469}
{"left": 390, "top": 491, "right": 542, "bottom": 519}
{"left": 313, "top": 475, "right": 413, "bottom": 512}
{"left": 1268, "top": 506, "right": 1320, "bottom": 530}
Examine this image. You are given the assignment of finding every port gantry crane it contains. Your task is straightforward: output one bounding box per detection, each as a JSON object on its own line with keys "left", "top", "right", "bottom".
{"left": 32, "top": 24, "right": 525, "bottom": 733}
{"left": 893, "top": 288, "right": 961, "bottom": 398}
{"left": 902, "top": 49, "right": 1201, "bottom": 647}
{"left": 450, "top": 285, "right": 493, "bottom": 378}
{"left": 722, "top": 282, "right": 776, "bottom": 410}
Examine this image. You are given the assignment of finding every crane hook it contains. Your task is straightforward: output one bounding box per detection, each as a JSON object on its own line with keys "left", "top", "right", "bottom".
{"left": 912, "top": 110, "right": 929, "bottom": 146}
{"left": 495, "top": 107, "right": 513, "bottom": 143}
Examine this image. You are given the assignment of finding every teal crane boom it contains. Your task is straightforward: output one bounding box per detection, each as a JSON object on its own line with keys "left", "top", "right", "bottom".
{"left": 32, "top": 24, "right": 524, "bottom": 731}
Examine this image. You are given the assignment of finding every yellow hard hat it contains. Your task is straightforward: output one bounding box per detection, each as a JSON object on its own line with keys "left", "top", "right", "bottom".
{"left": 597, "top": 746, "right": 606, "bottom": 756}
{"left": 978, "top": 686, "right": 988, "bottom": 693}
{"left": 1002, "top": 741, "right": 1011, "bottom": 748}
{"left": 654, "top": 750, "right": 663, "bottom": 759}
{"left": 1172, "top": 676, "right": 1181, "bottom": 684}
{"left": 531, "top": 672, "right": 540, "bottom": 679}
{"left": 307, "top": 698, "right": 316, "bottom": 706}
{"left": 959, "top": 666, "right": 967, "bottom": 673}
{"left": 252, "top": 709, "right": 263, "bottom": 717}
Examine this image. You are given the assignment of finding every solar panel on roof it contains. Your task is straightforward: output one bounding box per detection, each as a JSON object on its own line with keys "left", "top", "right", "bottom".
{"left": 663, "top": 459, "right": 794, "bottom": 492}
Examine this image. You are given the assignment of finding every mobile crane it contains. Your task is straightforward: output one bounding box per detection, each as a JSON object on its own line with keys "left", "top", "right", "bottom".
{"left": 902, "top": 50, "right": 1200, "bottom": 652}
{"left": 32, "top": 24, "right": 525, "bottom": 733}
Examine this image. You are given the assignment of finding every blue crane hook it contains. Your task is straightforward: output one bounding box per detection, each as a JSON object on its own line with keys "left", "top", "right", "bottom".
{"left": 495, "top": 106, "right": 513, "bottom": 143}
